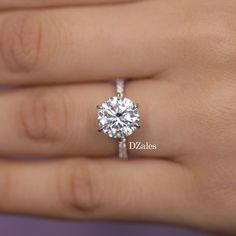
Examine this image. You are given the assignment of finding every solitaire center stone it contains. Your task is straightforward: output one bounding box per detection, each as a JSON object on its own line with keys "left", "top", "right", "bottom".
{"left": 97, "top": 96, "right": 140, "bottom": 139}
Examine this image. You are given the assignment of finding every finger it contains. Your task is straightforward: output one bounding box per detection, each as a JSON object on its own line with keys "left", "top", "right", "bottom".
{"left": 0, "top": 1, "right": 172, "bottom": 85}
{"left": 0, "top": 157, "right": 196, "bottom": 228}
{"left": 0, "top": 0, "right": 138, "bottom": 10}
{"left": 0, "top": 79, "right": 186, "bottom": 158}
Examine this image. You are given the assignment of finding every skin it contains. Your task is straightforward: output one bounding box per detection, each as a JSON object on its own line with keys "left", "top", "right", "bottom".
{"left": 0, "top": 0, "right": 235, "bottom": 234}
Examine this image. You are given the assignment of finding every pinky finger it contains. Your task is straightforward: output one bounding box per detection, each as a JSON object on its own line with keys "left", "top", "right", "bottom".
{"left": 0, "top": 157, "right": 194, "bottom": 225}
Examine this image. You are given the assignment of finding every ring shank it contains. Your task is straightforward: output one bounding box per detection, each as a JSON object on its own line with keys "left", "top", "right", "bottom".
{"left": 118, "top": 138, "right": 128, "bottom": 160}
{"left": 116, "top": 79, "right": 128, "bottom": 160}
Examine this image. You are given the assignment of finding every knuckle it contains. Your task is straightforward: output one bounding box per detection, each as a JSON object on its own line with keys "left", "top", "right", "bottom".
{"left": 211, "top": 31, "right": 236, "bottom": 66}
{"left": 0, "top": 13, "right": 42, "bottom": 73}
{"left": 193, "top": 167, "right": 236, "bottom": 231}
{"left": 204, "top": 81, "right": 236, "bottom": 129}
{"left": 202, "top": 17, "right": 236, "bottom": 67}
{"left": 57, "top": 159, "right": 102, "bottom": 215}
{"left": 19, "top": 88, "right": 69, "bottom": 142}
{"left": 180, "top": 9, "right": 236, "bottom": 69}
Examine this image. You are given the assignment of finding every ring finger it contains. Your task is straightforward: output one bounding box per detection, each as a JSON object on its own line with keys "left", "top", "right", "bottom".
{"left": 0, "top": 79, "right": 184, "bottom": 158}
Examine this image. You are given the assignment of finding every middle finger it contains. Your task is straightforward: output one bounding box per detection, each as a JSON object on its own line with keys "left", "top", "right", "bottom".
{"left": 0, "top": 0, "right": 175, "bottom": 85}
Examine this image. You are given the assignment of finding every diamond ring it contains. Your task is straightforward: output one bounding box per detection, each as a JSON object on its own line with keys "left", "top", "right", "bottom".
{"left": 97, "top": 79, "right": 140, "bottom": 160}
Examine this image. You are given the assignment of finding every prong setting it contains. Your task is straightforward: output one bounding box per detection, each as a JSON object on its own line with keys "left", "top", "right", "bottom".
{"left": 97, "top": 79, "right": 140, "bottom": 160}
{"left": 97, "top": 96, "right": 140, "bottom": 138}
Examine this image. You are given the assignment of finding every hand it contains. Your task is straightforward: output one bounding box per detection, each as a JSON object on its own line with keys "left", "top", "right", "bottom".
{"left": 0, "top": 0, "right": 235, "bottom": 234}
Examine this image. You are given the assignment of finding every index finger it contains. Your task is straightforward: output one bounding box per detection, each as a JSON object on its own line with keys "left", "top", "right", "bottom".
{"left": 0, "top": 0, "right": 139, "bottom": 9}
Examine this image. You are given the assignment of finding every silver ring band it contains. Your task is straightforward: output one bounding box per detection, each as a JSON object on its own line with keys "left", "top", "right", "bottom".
{"left": 116, "top": 79, "right": 128, "bottom": 160}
